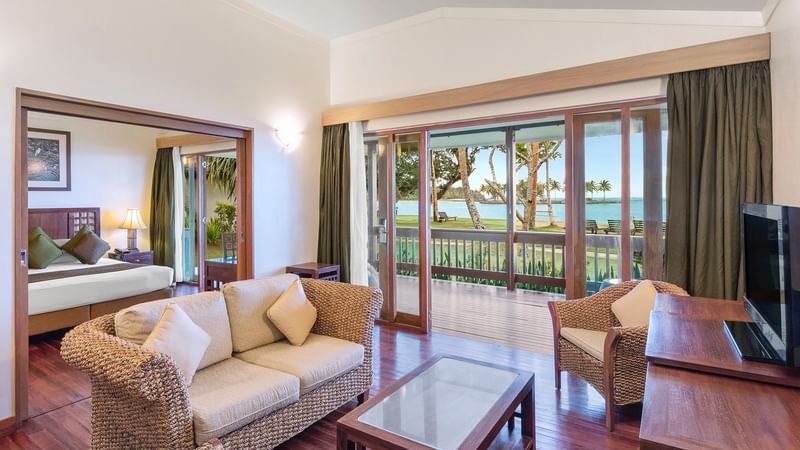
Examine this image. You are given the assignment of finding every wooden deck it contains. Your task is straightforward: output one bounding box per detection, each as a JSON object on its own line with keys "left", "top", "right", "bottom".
{"left": 397, "top": 277, "right": 561, "bottom": 355}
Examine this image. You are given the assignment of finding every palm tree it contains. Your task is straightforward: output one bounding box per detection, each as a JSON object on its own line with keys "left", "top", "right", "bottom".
{"left": 548, "top": 179, "right": 563, "bottom": 199}
{"left": 206, "top": 156, "right": 237, "bottom": 200}
{"left": 585, "top": 180, "right": 597, "bottom": 200}
{"left": 598, "top": 179, "right": 612, "bottom": 201}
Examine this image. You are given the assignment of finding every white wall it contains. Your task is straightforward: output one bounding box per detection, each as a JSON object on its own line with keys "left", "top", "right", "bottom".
{"left": 28, "top": 114, "right": 160, "bottom": 250}
{"left": 330, "top": 8, "right": 764, "bottom": 130}
{"left": 766, "top": 0, "right": 800, "bottom": 206}
{"left": 0, "top": 0, "right": 329, "bottom": 420}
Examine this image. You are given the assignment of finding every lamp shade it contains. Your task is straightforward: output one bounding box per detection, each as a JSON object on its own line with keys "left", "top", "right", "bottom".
{"left": 119, "top": 208, "right": 147, "bottom": 230}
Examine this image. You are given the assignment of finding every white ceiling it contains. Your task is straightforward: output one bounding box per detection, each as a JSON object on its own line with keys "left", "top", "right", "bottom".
{"left": 243, "top": 0, "right": 768, "bottom": 39}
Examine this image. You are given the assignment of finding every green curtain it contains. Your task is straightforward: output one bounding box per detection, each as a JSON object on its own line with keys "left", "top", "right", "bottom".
{"left": 150, "top": 148, "right": 175, "bottom": 268}
{"left": 664, "top": 61, "right": 772, "bottom": 299}
{"left": 317, "top": 124, "right": 351, "bottom": 283}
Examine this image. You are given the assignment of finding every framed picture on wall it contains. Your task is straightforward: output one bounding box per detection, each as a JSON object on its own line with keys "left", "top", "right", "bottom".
{"left": 28, "top": 128, "right": 71, "bottom": 191}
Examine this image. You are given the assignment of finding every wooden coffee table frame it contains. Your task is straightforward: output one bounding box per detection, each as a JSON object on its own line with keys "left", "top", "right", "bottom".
{"left": 337, "top": 354, "right": 535, "bottom": 450}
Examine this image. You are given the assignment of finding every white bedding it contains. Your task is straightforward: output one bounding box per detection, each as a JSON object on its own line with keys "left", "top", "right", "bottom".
{"left": 29, "top": 258, "right": 174, "bottom": 315}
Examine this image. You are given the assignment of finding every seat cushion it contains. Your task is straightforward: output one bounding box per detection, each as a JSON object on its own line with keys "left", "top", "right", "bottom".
{"left": 190, "top": 358, "right": 300, "bottom": 444}
{"left": 267, "top": 280, "right": 317, "bottom": 346}
{"left": 115, "top": 291, "right": 233, "bottom": 370}
{"left": 142, "top": 303, "right": 211, "bottom": 385}
{"left": 561, "top": 327, "right": 607, "bottom": 362}
{"left": 235, "top": 334, "right": 364, "bottom": 394}
{"left": 611, "top": 280, "right": 658, "bottom": 327}
{"left": 222, "top": 274, "right": 299, "bottom": 352}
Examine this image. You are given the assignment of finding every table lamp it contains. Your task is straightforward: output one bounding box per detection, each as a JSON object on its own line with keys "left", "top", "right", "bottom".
{"left": 119, "top": 208, "right": 147, "bottom": 251}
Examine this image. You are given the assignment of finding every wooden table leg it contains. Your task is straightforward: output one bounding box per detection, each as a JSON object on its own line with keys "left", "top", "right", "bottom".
{"left": 521, "top": 384, "right": 535, "bottom": 449}
{"left": 336, "top": 429, "right": 350, "bottom": 450}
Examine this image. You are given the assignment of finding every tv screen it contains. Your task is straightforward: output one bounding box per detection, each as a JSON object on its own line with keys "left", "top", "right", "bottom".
{"left": 743, "top": 213, "right": 785, "bottom": 334}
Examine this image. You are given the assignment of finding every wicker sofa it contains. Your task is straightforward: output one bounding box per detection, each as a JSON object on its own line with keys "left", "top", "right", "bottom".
{"left": 548, "top": 280, "right": 687, "bottom": 431}
{"left": 61, "top": 277, "right": 383, "bottom": 449}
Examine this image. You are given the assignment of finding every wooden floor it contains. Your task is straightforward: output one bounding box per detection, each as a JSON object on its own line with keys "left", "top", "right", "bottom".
{"left": 1, "top": 323, "right": 642, "bottom": 449}
{"left": 398, "top": 277, "right": 561, "bottom": 355}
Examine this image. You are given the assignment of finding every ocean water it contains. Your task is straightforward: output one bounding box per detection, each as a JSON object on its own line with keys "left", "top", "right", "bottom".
{"left": 396, "top": 198, "right": 666, "bottom": 224}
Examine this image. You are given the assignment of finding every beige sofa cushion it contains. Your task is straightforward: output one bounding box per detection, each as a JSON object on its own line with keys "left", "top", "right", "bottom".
{"left": 560, "top": 327, "right": 607, "bottom": 362}
{"left": 267, "top": 280, "right": 317, "bottom": 346}
{"left": 142, "top": 303, "right": 211, "bottom": 385}
{"left": 235, "top": 334, "right": 364, "bottom": 394}
{"left": 611, "top": 280, "right": 658, "bottom": 327}
{"left": 114, "top": 291, "right": 232, "bottom": 370}
{"left": 189, "top": 358, "right": 300, "bottom": 444}
{"left": 222, "top": 274, "right": 298, "bottom": 352}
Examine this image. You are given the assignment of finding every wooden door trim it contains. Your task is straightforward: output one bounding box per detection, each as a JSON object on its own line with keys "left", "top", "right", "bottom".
{"left": 322, "top": 34, "right": 770, "bottom": 125}
{"left": 13, "top": 88, "right": 254, "bottom": 429}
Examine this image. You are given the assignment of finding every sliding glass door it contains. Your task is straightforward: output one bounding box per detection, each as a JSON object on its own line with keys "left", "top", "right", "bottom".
{"left": 572, "top": 105, "right": 667, "bottom": 296}
{"left": 366, "top": 132, "right": 430, "bottom": 331}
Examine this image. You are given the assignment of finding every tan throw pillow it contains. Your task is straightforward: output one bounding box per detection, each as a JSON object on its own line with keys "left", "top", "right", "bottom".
{"left": 267, "top": 280, "right": 317, "bottom": 346}
{"left": 142, "top": 303, "right": 211, "bottom": 385}
{"left": 611, "top": 280, "right": 658, "bottom": 327}
{"left": 222, "top": 274, "right": 298, "bottom": 352}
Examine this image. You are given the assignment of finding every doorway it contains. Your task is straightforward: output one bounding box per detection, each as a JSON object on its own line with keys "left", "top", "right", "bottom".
{"left": 13, "top": 89, "right": 254, "bottom": 428}
{"left": 181, "top": 149, "right": 239, "bottom": 290}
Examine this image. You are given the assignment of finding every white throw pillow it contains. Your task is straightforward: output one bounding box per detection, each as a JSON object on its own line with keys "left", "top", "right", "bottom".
{"left": 114, "top": 291, "right": 233, "bottom": 370}
{"left": 142, "top": 303, "right": 212, "bottom": 385}
{"left": 611, "top": 280, "right": 658, "bottom": 327}
{"left": 267, "top": 280, "right": 317, "bottom": 346}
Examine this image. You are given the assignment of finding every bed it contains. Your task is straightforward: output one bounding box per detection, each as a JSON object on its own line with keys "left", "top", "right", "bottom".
{"left": 28, "top": 208, "right": 175, "bottom": 335}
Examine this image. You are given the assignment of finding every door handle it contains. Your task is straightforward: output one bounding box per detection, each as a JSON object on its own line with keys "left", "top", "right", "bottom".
{"left": 378, "top": 218, "right": 388, "bottom": 244}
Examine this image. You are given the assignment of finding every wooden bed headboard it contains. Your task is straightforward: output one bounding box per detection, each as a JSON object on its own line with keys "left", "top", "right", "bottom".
{"left": 29, "top": 208, "right": 101, "bottom": 239}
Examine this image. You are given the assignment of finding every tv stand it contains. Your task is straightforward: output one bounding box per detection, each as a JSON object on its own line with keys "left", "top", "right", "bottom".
{"left": 724, "top": 320, "right": 783, "bottom": 364}
{"left": 640, "top": 294, "right": 800, "bottom": 449}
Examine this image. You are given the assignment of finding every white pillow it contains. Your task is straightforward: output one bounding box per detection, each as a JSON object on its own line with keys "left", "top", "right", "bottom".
{"left": 142, "top": 303, "right": 211, "bottom": 385}
{"left": 610, "top": 280, "right": 658, "bottom": 327}
{"left": 267, "top": 280, "right": 317, "bottom": 346}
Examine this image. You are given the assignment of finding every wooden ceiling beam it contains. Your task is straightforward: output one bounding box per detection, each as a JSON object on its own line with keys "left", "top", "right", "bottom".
{"left": 321, "top": 33, "right": 770, "bottom": 126}
{"left": 156, "top": 133, "right": 233, "bottom": 149}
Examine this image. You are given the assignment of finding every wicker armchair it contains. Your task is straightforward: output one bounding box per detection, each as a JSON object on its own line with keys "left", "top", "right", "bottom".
{"left": 548, "top": 280, "right": 687, "bottom": 431}
{"left": 61, "top": 279, "right": 383, "bottom": 449}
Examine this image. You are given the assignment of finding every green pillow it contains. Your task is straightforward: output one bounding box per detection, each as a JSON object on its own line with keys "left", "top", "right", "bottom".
{"left": 61, "top": 225, "right": 93, "bottom": 255}
{"left": 28, "top": 233, "right": 64, "bottom": 269}
{"left": 29, "top": 226, "right": 59, "bottom": 247}
{"left": 70, "top": 231, "right": 110, "bottom": 265}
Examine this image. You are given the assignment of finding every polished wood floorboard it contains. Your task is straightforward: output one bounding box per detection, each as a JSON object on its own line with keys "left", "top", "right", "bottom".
{"left": 2, "top": 321, "right": 641, "bottom": 449}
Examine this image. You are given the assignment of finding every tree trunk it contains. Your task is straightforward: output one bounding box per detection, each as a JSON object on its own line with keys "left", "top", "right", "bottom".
{"left": 523, "top": 142, "right": 539, "bottom": 230}
{"left": 546, "top": 158, "right": 555, "bottom": 226}
{"left": 457, "top": 147, "right": 485, "bottom": 230}
{"left": 431, "top": 157, "right": 439, "bottom": 222}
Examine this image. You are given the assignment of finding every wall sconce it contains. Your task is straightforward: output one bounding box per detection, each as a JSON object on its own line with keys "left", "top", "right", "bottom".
{"left": 275, "top": 127, "right": 301, "bottom": 150}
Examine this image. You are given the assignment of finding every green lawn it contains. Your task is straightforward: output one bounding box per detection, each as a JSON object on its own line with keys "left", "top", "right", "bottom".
{"left": 396, "top": 215, "right": 565, "bottom": 233}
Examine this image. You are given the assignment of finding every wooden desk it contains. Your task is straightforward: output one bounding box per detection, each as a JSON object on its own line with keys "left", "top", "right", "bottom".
{"left": 640, "top": 294, "right": 800, "bottom": 449}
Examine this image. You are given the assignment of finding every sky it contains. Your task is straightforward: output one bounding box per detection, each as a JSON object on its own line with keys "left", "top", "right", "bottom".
{"left": 441, "top": 131, "right": 668, "bottom": 198}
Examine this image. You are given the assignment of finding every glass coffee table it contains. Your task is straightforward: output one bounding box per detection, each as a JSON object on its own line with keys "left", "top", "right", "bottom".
{"left": 337, "top": 354, "right": 535, "bottom": 450}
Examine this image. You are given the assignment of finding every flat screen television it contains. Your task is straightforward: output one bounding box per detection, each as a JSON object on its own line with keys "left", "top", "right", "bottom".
{"left": 726, "top": 203, "right": 800, "bottom": 367}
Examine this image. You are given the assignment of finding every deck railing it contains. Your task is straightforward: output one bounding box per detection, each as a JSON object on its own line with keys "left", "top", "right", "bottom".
{"left": 395, "top": 227, "right": 567, "bottom": 291}
{"left": 388, "top": 227, "right": 644, "bottom": 294}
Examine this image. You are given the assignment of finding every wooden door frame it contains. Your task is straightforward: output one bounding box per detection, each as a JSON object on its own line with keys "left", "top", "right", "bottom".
{"left": 11, "top": 88, "right": 254, "bottom": 431}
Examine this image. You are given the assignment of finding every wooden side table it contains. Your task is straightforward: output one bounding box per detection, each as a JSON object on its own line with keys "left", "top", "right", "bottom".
{"left": 285, "top": 262, "right": 340, "bottom": 281}
{"left": 108, "top": 250, "right": 153, "bottom": 265}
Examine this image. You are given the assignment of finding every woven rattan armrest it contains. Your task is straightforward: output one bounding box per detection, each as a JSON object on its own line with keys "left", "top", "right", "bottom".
{"left": 61, "top": 315, "right": 187, "bottom": 402}
{"left": 300, "top": 279, "right": 383, "bottom": 347}
{"left": 549, "top": 295, "right": 616, "bottom": 332}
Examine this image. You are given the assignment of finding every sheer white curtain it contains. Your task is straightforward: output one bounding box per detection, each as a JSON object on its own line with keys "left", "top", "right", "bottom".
{"left": 349, "top": 121, "right": 368, "bottom": 285}
{"left": 171, "top": 147, "right": 184, "bottom": 283}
